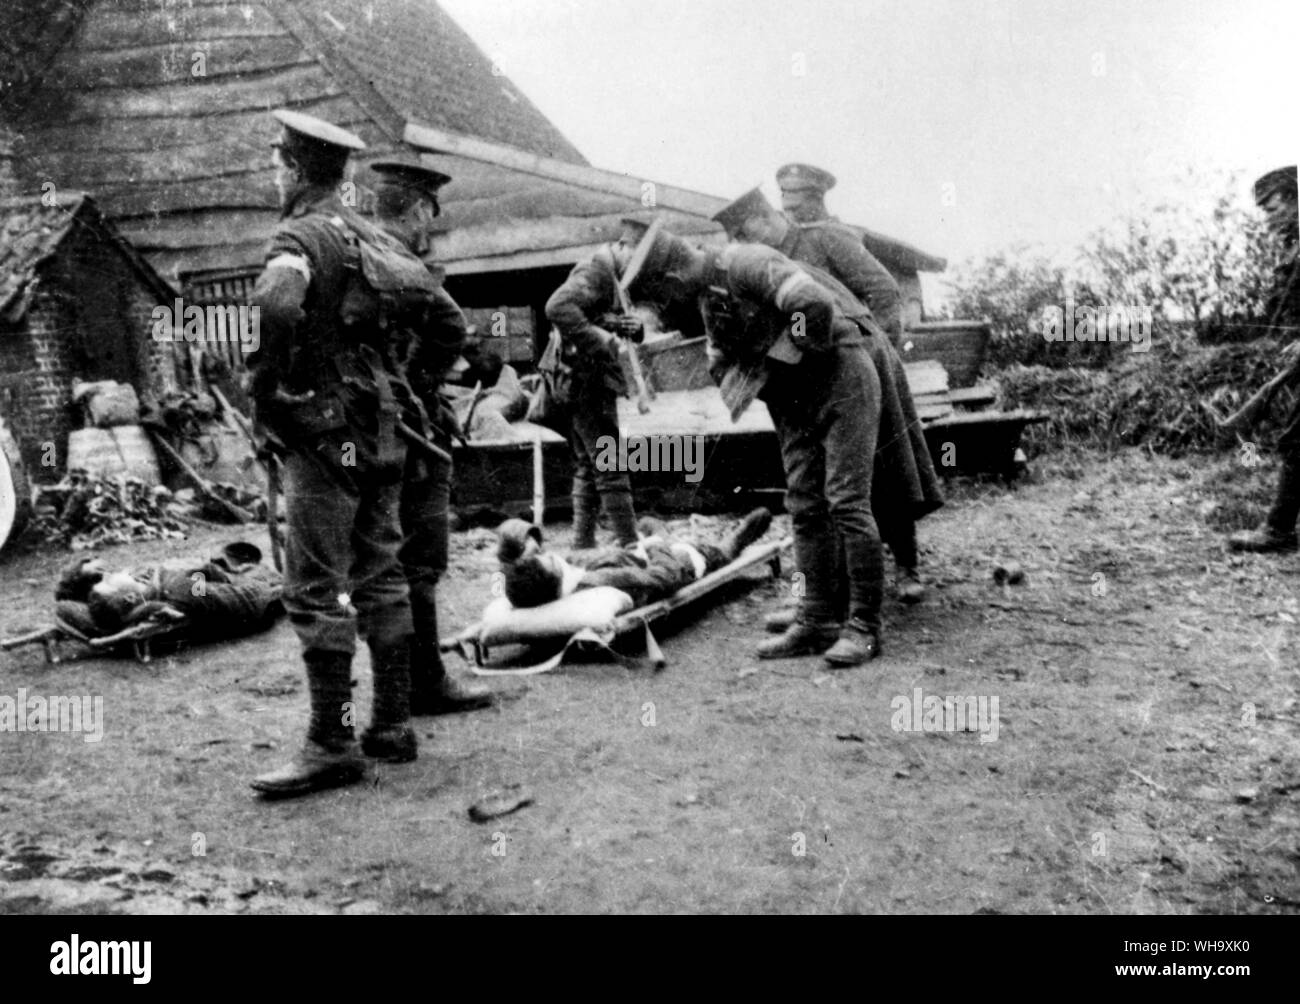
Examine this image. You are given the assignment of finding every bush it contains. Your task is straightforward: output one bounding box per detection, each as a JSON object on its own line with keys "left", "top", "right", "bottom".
{"left": 997, "top": 340, "right": 1288, "bottom": 456}
{"left": 945, "top": 171, "right": 1284, "bottom": 370}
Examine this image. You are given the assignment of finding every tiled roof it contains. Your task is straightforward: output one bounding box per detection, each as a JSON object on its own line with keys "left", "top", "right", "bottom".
{"left": 293, "top": 0, "right": 587, "bottom": 163}
{"left": 0, "top": 193, "right": 85, "bottom": 322}
{"left": 0, "top": 192, "right": 173, "bottom": 322}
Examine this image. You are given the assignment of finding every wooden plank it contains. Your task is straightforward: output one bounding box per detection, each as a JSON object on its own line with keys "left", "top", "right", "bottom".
{"left": 924, "top": 409, "right": 1047, "bottom": 429}
{"left": 947, "top": 385, "right": 998, "bottom": 407}
{"left": 57, "top": 38, "right": 312, "bottom": 90}
{"left": 903, "top": 359, "right": 949, "bottom": 397}
{"left": 26, "top": 137, "right": 278, "bottom": 189}
{"left": 115, "top": 208, "right": 280, "bottom": 250}
{"left": 57, "top": 63, "right": 342, "bottom": 121}
{"left": 78, "top": 3, "right": 288, "bottom": 51}
{"left": 147, "top": 240, "right": 272, "bottom": 282}
{"left": 99, "top": 172, "right": 279, "bottom": 218}
{"left": 618, "top": 388, "right": 775, "bottom": 438}
{"left": 437, "top": 242, "right": 604, "bottom": 276}
{"left": 916, "top": 401, "right": 955, "bottom": 421}
{"left": 31, "top": 95, "right": 368, "bottom": 153}
{"left": 406, "top": 120, "right": 728, "bottom": 220}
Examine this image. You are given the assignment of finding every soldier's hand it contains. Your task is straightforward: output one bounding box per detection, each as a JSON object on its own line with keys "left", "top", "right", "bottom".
{"left": 607, "top": 314, "right": 645, "bottom": 343}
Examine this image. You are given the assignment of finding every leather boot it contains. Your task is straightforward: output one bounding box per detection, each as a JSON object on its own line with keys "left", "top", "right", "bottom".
{"left": 720, "top": 507, "right": 772, "bottom": 560}
{"left": 764, "top": 606, "right": 798, "bottom": 634}
{"left": 1229, "top": 526, "right": 1299, "bottom": 552}
{"left": 362, "top": 636, "right": 418, "bottom": 763}
{"left": 251, "top": 650, "right": 365, "bottom": 797}
{"left": 823, "top": 619, "right": 881, "bottom": 668}
{"left": 604, "top": 491, "right": 639, "bottom": 547}
{"left": 896, "top": 567, "right": 926, "bottom": 604}
{"left": 756, "top": 620, "right": 840, "bottom": 659}
{"left": 410, "top": 632, "right": 494, "bottom": 716}
{"left": 1231, "top": 460, "right": 1300, "bottom": 552}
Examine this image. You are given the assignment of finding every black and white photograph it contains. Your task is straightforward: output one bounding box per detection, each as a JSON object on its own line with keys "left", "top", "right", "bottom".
{"left": 0, "top": 0, "right": 1294, "bottom": 941}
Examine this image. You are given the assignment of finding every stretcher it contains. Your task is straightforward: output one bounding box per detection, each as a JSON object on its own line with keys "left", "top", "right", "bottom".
{"left": 440, "top": 537, "right": 791, "bottom": 675}
{"left": 1, "top": 608, "right": 190, "bottom": 665}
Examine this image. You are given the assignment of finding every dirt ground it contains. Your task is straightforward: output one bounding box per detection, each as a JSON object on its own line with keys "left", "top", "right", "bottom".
{"left": 1, "top": 447, "right": 1298, "bottom": 915}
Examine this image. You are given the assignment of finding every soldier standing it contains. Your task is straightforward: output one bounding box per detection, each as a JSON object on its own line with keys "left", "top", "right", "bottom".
{"left": 247, "top": 111, "right": 427, "bottom": 797}
{"left": 1230, "top": 165, "right": 1300, "bottom": 552}
{"left": 368, "top": 158, "right": 494, "bottom": 714}
{"left": 543, "top": 219, "right": 648, "bottom": 548}
{"left": 776, "top": 163, "right": 905, "bottom": 346}
{"left": 623, "top": 222, "right": 885, "bottom": 666}
{"left": 713, "top": 187, "right": 942, "bottom": 612}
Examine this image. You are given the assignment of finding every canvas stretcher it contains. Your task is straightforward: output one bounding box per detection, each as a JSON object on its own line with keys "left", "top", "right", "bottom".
{"left": 441, "top": 537, "right": 791, "bottom": 676}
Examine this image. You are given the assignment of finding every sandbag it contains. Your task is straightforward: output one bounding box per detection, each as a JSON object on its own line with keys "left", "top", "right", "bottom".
{"left": 66, "top": 426, "right": 161, "bottom": 485}
{"left": 72, "top": 380, "right": 141, "bottom": 428}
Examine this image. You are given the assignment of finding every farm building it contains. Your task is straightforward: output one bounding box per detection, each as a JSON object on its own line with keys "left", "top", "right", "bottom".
{"left": 0, "top": 0, "right": 947, "bottom": 371}
{"left": 0, "top": 191, "right": 178, "bottom": 482}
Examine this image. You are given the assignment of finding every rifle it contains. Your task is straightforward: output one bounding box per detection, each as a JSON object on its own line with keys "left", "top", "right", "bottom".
{"left": 397, "top": 419, "right": 453, "bottom": 465}
{"left": 1215, "top": 262, "right": 1300, "bottom": 432}
{"left": 211, "top": 387, "right": 283, "bottom": 571}
{"left": 1213, "top": 353, "right": 1300, "bottom": 433}
{"left": 610, "top": 286, "right": 654, "bottom": 414}
{"left": 148, "top": 430, "right": 254, "bottom": 524}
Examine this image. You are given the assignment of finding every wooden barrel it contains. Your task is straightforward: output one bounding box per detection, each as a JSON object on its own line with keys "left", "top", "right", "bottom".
{"left": 0, "top": 416, "right": 31, "bottom": 555}
{"left": 899, "top": 321, "right": 992, "bottom": 388}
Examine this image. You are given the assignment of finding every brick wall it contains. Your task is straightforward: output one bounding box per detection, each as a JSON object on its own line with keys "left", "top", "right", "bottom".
{"left": 0, "top": 227, "right": 173, "bottom": 482}
{"left": 0, "top": 286, "right": 76, "bottom": 481}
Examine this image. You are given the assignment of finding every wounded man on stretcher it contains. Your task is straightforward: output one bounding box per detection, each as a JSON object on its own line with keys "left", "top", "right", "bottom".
{"left": 37, "top": 542, "right": 283, "bottom": 655}
{"left": 497, "top": 508, "right": 773, "bottom": 609}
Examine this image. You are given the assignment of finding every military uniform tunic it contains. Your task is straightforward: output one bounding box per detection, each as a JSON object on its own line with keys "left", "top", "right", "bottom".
{"left": 780, "top": 218, "right": 903, "bottom": 342}
{"left": 703, "top": 243, "right": 886, "bottom": 632}
{"left": 544, "top": 247, "right": 635, "bottom": 530}
{"left": 249, "top": 184, "right": 414, "bottom": 654}
{"left": 399, "top": 277, "right": 469, "bottom": 651}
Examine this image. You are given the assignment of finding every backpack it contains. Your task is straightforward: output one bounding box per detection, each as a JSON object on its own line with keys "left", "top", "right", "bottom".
{"left": 327, "top": 214, "right": 440, "bottom": 340}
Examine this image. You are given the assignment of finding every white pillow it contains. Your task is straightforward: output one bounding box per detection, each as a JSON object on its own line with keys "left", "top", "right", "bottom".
{"left": 478, "top": 586, "right": 635, "bottom": 646}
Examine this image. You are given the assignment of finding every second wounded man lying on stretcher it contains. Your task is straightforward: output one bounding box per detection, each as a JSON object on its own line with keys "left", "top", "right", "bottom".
{"left": 53, "top": 542, "right": 283, "bottom": 645}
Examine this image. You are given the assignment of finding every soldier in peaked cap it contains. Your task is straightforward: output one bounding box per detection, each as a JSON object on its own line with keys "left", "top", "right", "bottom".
{"left": 774, "top": 163, "right": 905, "bottom": 345}
{"left": 367, "top": 157, "right": 494, "bottom": 716}
{"left": 542, "top": 215, "right": 649, "bottom": 549}
{"left": 712, "top": 189, "right": 942, "bottom": 613}
{"left": 1230, "top": 166, "right": 1300, "bottom": 553}
{"left": 248, "top": 111, "right": 437, "bottom": 797}
{"left": 623, "top": 219, "right": 886, "bottom": 667}
{"left": 369, "top": 158, "right": 452, "bottom": 254}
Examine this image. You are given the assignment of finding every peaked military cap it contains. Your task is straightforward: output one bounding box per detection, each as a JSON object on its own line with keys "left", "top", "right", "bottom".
{"left": 368, "top": 158, "right": 453, "bottom": 196}
{"left": 621, "top": 217, "right": 697, "bottom": 301}
{"left": 1254, "top": 166, "right": 1298, "bottom": 206}
{"left": 271, "top": 109, "right": 366, "bottom": 154}
{"left": 712, "top": 187, "right": 777, "bottom": 235}
{"left": 776, "top": 163, "right": 836, "bottom": 193}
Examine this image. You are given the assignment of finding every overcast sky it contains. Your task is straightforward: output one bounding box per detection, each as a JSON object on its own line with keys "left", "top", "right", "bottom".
{"left": 440, "top": 0, "right": 1296, "bottom": 272}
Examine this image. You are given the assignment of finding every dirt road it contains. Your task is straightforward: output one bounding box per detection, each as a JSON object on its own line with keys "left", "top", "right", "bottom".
{"left": 2, "top": 448, "right": 1297, "bottom": 914}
